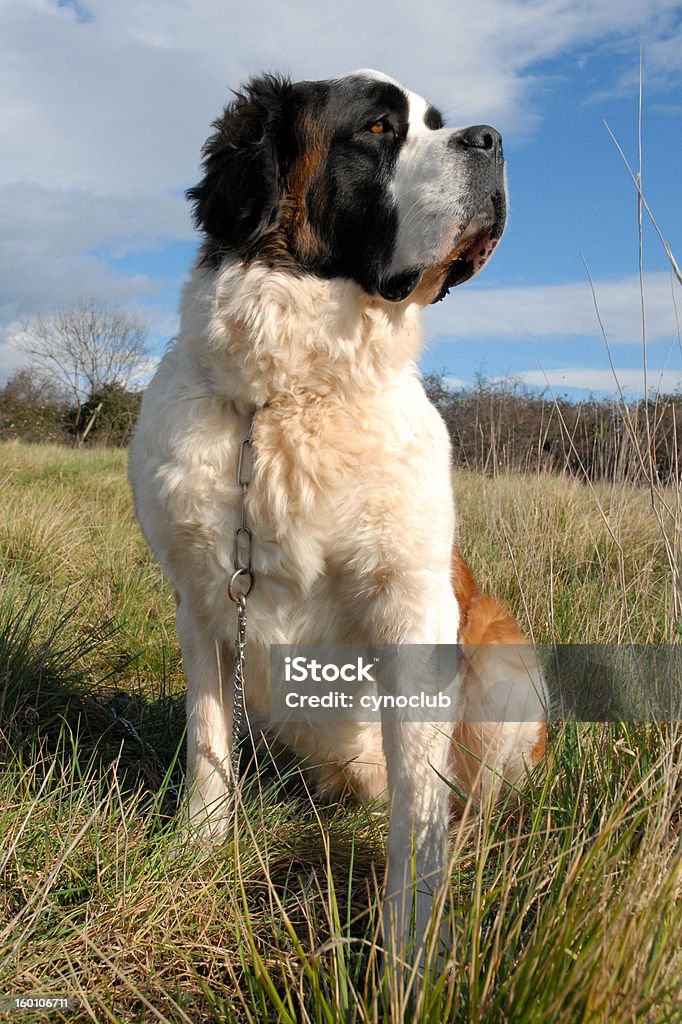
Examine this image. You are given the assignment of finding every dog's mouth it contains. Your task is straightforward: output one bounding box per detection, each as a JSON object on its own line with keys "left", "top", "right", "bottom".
{"left": 432, "top": 191, "right": 506, "bottom": 301}
{"left": 379, "top": 190, "right": 506, "bottom": 304}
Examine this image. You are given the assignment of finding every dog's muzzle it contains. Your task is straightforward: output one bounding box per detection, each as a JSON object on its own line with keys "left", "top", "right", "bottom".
{"left": 379, "top": 123, "right": 506, "bottom": 304}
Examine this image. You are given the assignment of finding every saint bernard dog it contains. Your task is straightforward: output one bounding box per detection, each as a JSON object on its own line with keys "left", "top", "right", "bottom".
{"left": 129, "top": 69, "right": 547, "bottom": 959}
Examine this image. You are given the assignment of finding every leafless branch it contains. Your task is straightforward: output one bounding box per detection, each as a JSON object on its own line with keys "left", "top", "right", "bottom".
{"left": 14, "top": 298, "right": 149, "bottom": 409}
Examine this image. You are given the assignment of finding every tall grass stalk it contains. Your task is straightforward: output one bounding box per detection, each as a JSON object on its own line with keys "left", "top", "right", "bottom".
{"left": 592, "top": 94, "right": 682, "bottom": 630}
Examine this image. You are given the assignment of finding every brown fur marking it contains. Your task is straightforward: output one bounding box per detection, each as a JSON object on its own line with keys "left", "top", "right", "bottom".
{"left": 452, "top": 546, "right": 546, "bottom": 774}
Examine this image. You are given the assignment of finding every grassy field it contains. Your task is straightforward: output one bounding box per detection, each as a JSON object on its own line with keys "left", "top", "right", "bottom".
{"left": 0, "top": 439, "right": 680, "bottom": 1022}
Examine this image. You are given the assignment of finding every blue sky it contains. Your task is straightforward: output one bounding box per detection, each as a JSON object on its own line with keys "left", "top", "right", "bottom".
{"left": 1, "top": 0, "right": 681, "bottom": 398}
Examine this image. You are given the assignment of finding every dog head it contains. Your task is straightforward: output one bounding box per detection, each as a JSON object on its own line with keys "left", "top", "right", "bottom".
{"left": 188, "top": 70, "right": 506, "bottom": 305}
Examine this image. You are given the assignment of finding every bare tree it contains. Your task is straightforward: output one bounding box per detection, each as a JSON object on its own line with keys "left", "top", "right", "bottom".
{"left": 15, "top": 298, "right": 149, "bottom": 415}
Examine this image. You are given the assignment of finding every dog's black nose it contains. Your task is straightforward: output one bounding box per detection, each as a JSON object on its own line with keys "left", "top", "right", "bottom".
{"left": 450, "top": 125, "right": 503, "bottom": 157}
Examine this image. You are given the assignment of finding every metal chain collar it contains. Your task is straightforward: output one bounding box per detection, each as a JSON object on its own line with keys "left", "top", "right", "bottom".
{"left": 227, "top": 409, "right": 261, "bottom": 782}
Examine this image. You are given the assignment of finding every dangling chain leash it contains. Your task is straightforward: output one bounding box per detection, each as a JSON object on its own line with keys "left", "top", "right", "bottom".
{"left": 227, "top": 409, "right": 260, "bottom": 782}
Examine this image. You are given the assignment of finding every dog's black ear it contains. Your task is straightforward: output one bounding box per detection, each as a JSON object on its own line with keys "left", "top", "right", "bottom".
{"left": 187, "top": 74, "right": 294, "bottom": 254}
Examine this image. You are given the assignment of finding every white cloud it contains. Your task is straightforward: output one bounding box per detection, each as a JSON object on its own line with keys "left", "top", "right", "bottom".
{"left": 438, "top": 375, "right": 469, "bottom": 389}
{"left": 0, "top": 327, "right": 26, "bottom": 381}
{"left": 590, "top": 23, "right": 682, "bottom": 101}
{"left": 4, "top": 0, "right": 681, "bottom": 196}
{"left": 0, "top": 183, "right": 186, "bottom": 308}
{"left": 513, "top": 366, "right": 682, "bottom": 394}
{"left": 1, "top": 0, "right": 682, "bottom": 374}
{"left": 424, "top": 272, "right": 682, "bottom": 344}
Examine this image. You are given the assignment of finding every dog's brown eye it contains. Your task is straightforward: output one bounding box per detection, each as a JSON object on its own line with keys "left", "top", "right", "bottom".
{"left": 368, "top": 118, "right": 390, "bottom": 134}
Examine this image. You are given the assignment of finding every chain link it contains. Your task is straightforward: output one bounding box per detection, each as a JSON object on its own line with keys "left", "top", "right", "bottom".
{"left": 227, "top": 408, "right": 264, "bottom": 782}
{"left": 231, "top": 594, "right": 247, "bottom": 779}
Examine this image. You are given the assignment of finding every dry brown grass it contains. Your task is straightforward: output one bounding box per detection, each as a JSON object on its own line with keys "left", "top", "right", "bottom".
{"left": 0, "top": 443, "right": 680, "bottom": 1022}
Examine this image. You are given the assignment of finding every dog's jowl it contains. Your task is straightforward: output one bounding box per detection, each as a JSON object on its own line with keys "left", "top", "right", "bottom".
{"left": 129, "top": 70, "right": 546, "bottom": 962}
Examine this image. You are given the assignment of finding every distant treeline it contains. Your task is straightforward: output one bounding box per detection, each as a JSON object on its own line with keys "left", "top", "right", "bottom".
{"left": 424, "top": 375, "right": 681, "bottom": 485}
{"left": 0, "top": 371, "right": 141, "bottom": 448}
{"left": 1, "top": 370, "right": 680, "bottom": 484}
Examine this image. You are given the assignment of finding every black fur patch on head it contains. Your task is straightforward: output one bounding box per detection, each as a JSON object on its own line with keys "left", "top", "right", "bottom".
{"left": 186, "top": 72, "right": 409, "bottom": 293}
{"left": 187, "top": 74, "right": 298, "bottom": 264}
{"left": 425, "top": 104, "right": 444, "bottom": 130}
{"left": 305, "top": 75, "right": 409, "bottom": 293}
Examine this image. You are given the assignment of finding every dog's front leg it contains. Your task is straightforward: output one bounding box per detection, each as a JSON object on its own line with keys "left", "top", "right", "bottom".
{"left": 382, "top": 711, "right": 451, "bottom": 964}
{"left": 376, "top": 581, "right": 460, "bottom": 965}
{"left": 176, "top": 598, "right": 235, "bottom": 840}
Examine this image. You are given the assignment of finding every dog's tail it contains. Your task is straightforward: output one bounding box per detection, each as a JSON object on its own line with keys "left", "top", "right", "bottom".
{"left": 450, "top": 546, "right": 546, "bottom": 808}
